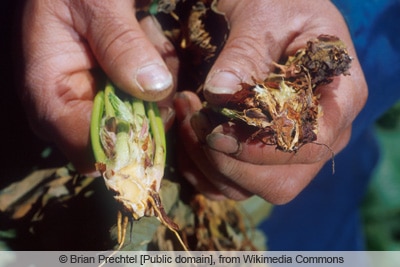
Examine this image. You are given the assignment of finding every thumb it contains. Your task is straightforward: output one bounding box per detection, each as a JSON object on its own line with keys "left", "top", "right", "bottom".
{"left": 203, "top": 1, "right": 288, "bottom": 105}
{"left": 74, "top": 0, "right": 173, "bottom": 101}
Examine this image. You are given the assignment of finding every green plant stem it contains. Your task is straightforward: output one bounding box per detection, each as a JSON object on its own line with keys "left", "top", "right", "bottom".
{"left": 91, "top": 81, "right": 166, "bottom": 172}
{"left": 104, "top": 82, "right": 116, "bottom": 118}
{"left": 132, "top": 98, "right": 146, "bottom": 126}
{"left": 146, "top": 101, "right": 166, "bottom": 167}
{"left": 91, "top": 90, "right": 107, "bottom": 163}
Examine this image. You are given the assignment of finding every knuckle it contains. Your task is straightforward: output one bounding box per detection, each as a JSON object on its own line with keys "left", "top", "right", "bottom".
{"left": 96, "top": 25, "right": 142, "bottom": 64}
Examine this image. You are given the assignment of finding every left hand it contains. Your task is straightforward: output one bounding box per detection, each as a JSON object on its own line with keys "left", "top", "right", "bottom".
{"left": 17, "top": 0, "right": 179, "bottom": 173}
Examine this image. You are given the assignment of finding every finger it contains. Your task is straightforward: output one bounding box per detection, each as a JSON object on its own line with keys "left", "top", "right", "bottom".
{"left": 177, "top": 145, "right": 227, "bottom": 201}
{"left": 139, "top": 15, "right": 179, "bottom": 108}
{"left": 138, "top": 16, "right": 179, "bottom": 79}
{"left": 174, "top": 91, "right": 252, "bottom": 200}
{"left": 203, "top": 147, "right": 325, "bottom": 204}
{"left": 72, "top": 0, "right": 173, "bottom": 101}
{"left": 203, "top": 1, "right": 291, "bottom": 105}
{"left": 189, "top": 102, "right": 350, "bottom": 166}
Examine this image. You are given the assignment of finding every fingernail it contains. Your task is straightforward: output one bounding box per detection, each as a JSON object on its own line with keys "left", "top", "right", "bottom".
{"left": 190, "top": 111, "right": 212, "bottom": 144}
{"left": 205, "top": 71, "right": 242, "bottom": 95}
{"left": 135, "top": 64, "right": 173, "bottom": 92}
{"left": 206, "top": 126, "right": 241, "bottom": 155}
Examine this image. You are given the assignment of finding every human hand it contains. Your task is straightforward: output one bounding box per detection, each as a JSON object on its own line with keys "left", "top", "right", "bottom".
{"left": 174, "top": 0, "right": 367, "bottom": 203}
{"left": 18, "top": 0, "right": 178, "bottom": 173}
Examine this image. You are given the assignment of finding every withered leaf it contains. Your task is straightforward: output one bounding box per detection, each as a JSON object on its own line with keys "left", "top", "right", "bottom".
{"left": 150, "top": 193, "right": 268, "bottom": 251}
{"left": 151, "top": 0, "right": 229, "bottom": 92}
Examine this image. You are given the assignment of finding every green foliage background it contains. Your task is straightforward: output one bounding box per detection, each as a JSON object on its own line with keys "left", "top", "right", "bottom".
{"left": 362, "top": 102, "right": 400, "bottom": 250}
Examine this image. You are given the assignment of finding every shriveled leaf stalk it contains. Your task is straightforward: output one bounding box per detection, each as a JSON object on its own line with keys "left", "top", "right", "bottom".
{"left": 91, "top": 81, "right": 186, "bottom": 250}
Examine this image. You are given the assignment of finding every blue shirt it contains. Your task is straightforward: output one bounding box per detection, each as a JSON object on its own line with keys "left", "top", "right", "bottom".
{"left": 261, "top": 0, "right": 400, "bottom": 250}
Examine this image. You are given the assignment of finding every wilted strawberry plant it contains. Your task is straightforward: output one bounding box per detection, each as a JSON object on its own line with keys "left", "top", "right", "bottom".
{"left": 90, "top": 82, "right": 188, "bottom": 250}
